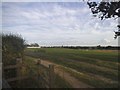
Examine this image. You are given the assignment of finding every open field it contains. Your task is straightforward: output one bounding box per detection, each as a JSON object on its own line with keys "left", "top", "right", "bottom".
{"left": 25, "top": 48, "right": 119, "bottom": 88}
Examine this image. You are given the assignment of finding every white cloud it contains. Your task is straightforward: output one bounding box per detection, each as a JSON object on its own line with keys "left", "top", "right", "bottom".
{"left": 2, "top": 2, "right": 118, "bottom": 46}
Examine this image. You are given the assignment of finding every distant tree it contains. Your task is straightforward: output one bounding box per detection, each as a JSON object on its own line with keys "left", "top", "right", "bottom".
{"left": 30, "top": 43, "right": 39, "bottom": 47}
{"left": 87, "top": 1, "right": 120, "bottom": 39}
{"left": 106, "top": 45, "right": 112, "bottom": 48}
{"left": 97, "top": 45, "right": 101, "bottom": 47}
{"left": 97, "top": 45, "right": 101, "bottom": 49}
{"left": 25, "top": 44, "right": 30, "bottom": 47}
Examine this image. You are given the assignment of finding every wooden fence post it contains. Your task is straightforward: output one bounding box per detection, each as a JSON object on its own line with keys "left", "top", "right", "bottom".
{"left": 49, "top": 65, "right": 54, "bottom": 88}
{"left": 37, "top": 59, "right": 41, "bottom": 88}
{"left": 16, "top": 58, "right": 22, "bottom": 87}
{"left": 2, "top": 63, "right": 5, "bottom": 78}
{"left": 37, "top": 59, "right": 41, "bottom": 65}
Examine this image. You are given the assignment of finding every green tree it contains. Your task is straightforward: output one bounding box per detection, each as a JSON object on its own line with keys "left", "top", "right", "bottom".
{"left": 2, "top": 34, "right": 26, "bottom": 66}
{"left": 30, "top": 43, "right": 39, "bottom": 47}
{"left": 87, "top": 1, "right": 120, "bottom": 39}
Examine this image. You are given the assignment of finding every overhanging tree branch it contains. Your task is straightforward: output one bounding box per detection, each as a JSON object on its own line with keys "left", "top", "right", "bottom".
{"left": 87, "top": 0, "right": 120, "bottom": 39}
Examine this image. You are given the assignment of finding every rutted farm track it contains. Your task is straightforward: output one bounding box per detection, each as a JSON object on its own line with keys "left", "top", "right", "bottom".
{"left": 34, "top": 59, "right": 93, "bottom": 88}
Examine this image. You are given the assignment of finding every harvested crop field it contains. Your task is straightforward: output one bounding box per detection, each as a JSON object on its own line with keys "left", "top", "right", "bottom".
{"left": 25, "top": 48, "right": 119, "bottom": 88}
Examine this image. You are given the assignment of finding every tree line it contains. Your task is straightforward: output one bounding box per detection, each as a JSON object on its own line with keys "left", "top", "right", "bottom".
{"left": 42, "top": 45, "right": 119, "bottom": 50}
{"left": 25, "top": 43, "right": 39, "bottom": 47}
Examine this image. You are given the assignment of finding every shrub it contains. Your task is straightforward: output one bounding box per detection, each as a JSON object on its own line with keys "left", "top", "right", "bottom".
{"left": 2, "top": 34, "right": 26, "bottom": 66}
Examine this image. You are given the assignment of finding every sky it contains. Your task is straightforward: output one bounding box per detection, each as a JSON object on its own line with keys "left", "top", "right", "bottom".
{"left": 2, "top": 2, "right": 118, "bottom": 46}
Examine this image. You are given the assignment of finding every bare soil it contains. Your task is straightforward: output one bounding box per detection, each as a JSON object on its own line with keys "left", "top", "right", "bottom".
{"left": 39, "top": 59, "right": 93, "bottom": 88}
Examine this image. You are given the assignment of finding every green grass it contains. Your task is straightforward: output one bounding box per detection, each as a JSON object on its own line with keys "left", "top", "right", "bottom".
{"left": 60, "top": 66, "right": 118, "bottom": 88}
{"left": 25, "top": 48, "right": 119, "bottom": 88}
{"left": 54, "top": 74, "right": 72, "bottom": 88}
{"left": 21, "top": 56, "right": 72, "bottom": 88}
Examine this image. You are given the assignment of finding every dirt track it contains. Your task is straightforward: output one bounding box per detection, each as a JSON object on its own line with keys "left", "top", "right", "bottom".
{"left": 40, "top": 60, "right": 93, "bottom": 88}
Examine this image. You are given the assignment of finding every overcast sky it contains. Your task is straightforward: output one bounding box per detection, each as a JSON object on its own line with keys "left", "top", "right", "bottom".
{"left": 2, "top": 2, "right": 118, "bottom": 46}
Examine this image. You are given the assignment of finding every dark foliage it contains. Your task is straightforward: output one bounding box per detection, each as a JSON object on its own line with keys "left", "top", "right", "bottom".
{"left": 42, "top": 46, "right": 119, "bottom": 50}
{"left": 87, "top": 1, "right": 120, "bottom": 19}
{"left": 25, "top": 43, "right": 39, "bottom": 47}
{"left": 2, "top": 34, "right": 26, "bottom": 65}
{"left": 87, "top": 1, "right": 120, "bottom": 39}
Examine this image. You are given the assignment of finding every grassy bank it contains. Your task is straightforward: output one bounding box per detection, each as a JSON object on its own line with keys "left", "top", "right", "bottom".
{"left": 21, "top": 56, "right": 72, "bottom": 88}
